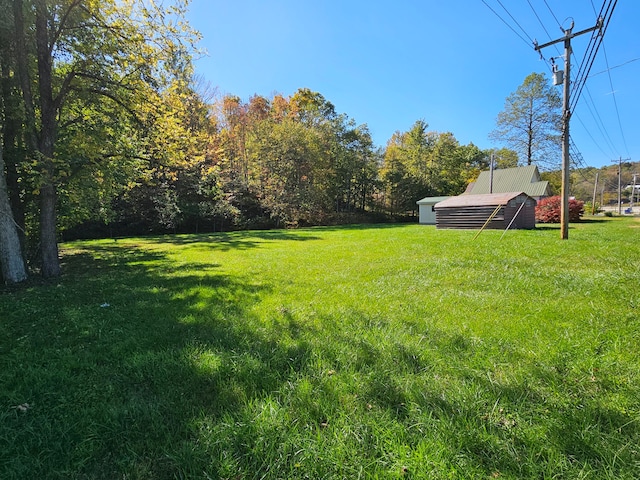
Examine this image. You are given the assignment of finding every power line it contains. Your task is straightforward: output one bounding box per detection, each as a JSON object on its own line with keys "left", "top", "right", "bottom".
{"left": 569, "top": 138, "right": 586, "bottom": 168}
{"left": 566, "top": 0, "right": 622, "bottom": 165}
{"left": 580, "top": 85, "right": 619, "bottom": 157}
{"left": 495, "top": 0, "right": 535, "bottom": 43}
{"left": 570, "top": 0, "right": 617, "bottom": 113}
{"left": 480, "top": 0, "right": 533, "bottom": 49}
{"left": 575, "top": 113, "right": 616, "bottom": 159}
{"left": 589, "top": 57, "right": 640, "bottom": 78}
{"left": 485, "top": 0, "right": 627, "bottom": 171}
{"left": 532, "top": 0, "right": 622, "bottom": 166}
{"left": 568, "top": 45, "right": 620, "bottom": 159}
{"left": 527, "top": 0, "right": 553, "bottom": 41}
{"left": 542, "top": 0, "right": 563, "bottom": 30}
{"left": 601, "top": 42, "right": 630, "bottom": 156}
{"left": 568, "top": 140, "right": 605, "bottom": 199}
{"left": 570, "top": 29, "right": 603, "bottom": 112}
{"left": 562, "top": 0, "right": 624, "bottom": 164}
{"left": 570, "top": 1, "right": 606, "bottom": 109}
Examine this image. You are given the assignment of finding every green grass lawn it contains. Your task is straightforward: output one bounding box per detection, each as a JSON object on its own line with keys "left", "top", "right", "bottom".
{"left": 1, "top": 218, "right": 639, "bottom": 479}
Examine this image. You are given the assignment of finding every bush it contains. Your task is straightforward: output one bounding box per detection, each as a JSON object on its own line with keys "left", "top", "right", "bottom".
{"left": 584, "top": 201, "right": 602, "bottom": 215}
{"left": 535, "top": 196, "right": 584, "bottom": 223}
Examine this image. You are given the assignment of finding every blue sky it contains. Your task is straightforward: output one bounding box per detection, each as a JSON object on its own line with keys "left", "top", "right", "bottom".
{"left": 186, "top": 1, "right": 638, "bottom": 168}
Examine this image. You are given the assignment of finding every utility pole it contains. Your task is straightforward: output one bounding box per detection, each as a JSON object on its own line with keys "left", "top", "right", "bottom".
{"left": 535, "top": 18, "right": 602, "bottom": 239}
{"left": 615, "top": 157, "right": 622, "bottom": 215}
{"left": 592, "top": 172, "right": 599, "bottom": 215}
{"left": 631, "top": 173, "right": 637, "bottom": 211}
{"left": 611, "top": 157, "right": 631, "bottom": 214}
{"left": 489, "top": 153, "right": 495, "bottom": 194}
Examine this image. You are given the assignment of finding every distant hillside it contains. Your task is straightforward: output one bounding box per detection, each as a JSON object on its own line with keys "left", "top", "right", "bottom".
{"left": 541, "top": 161, "right": 639, "bottom": 205}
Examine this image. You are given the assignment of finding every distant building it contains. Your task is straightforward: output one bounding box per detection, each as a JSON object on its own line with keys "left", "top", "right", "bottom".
{"left": 416, "top": 166, "right": 548, "bottom": 227}
{"left": 416, "top": 196, "right": 451, "bottom": 225}
{"left": 464, "top": 165, "right": 550, "bottom": 200}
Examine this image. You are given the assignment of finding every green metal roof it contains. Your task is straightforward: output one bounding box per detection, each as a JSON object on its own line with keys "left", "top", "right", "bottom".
{"left": 416, "top": 196, "right": 451, "bottom": 205}
{"left": 466, "top": 165, "right": 550, "bottom": 197}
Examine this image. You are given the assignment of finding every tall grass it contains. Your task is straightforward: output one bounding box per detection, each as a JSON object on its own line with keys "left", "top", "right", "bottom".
{"left": 1, "top": 218, "right": 639, "bottom": 479}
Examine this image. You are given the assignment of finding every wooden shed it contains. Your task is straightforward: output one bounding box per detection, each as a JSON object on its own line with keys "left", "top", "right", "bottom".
{"left": 435, "top": 192, "right": 537, "bottom": 230}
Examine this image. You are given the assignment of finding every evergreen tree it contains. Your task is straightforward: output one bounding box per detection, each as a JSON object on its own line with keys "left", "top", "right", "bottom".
{"left": 490, "top": 72, "right": 562, "bottom": 169}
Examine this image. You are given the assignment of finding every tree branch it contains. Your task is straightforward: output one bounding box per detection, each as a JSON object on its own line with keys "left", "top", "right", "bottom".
{"left": 49, "top": 0, "right": 84, "bottom": 55}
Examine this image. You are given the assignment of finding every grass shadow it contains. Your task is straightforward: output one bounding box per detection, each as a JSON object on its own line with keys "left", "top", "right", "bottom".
{"left": 578, "top": 217, "right": 612, "bottom": 224}
{"left": 139, "top": 229, "right": 322, "bottom": 251}
{"left": 0, "top": 244, "right": 313, "bottom": 479}
{"left": 2, "top": 222, "right": 638, "bottom": 478}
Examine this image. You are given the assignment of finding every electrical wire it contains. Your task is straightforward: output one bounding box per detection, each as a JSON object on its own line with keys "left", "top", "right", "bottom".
{"left": 495, "top": 0, "right": 535, "bottom": 43}
{"left": 570, "top": 1, "right": 606, "bottom": 107}
{"left": 580, "top": 84, "right": 619, "bottom": 156}
{"left": 569, "top": 138, "right": 587, "bottom": 169}
{"left": 570, "top": 32, "right": 604, "bottom": 112}
{"left": 575, "top": 112, "right": 616, "bottom": 159}
{"left": 563, "top": 0, "right": 623, "bottom": 164}
{"left": 480, "top": 0, "right": 533, "bottom": 50}
{"left": 601, "top": 41, "right": 630, "bottom": 156}
{"left": 484, "top": 0, "right": 625, "bottom": 171}
{"left": 589, "top": 57, "right": 640, "bottom": 78}
{"left": 527, "top": 0, "right": 552, "bottom": 41}
{"left": 570, "top": 0, "right": 617, "bottom": 113}
{"left": 566, "top": 0, "right": 620, "bottom": 169}
{"left": 529, "top": 0, "right": 614, "bottom": 167}
{"left": 510, "top": 4, "right": 587, "bottom": 173}
{"left": 569, "top": 53, "right": 621, "bottom": 163}
{"left": 542, "top": 0, "right": 563, "bottom": 30}
{"left": 568, "top": 39, "right": 617, "bottom": 159}
{"left": 568, "top": 141, "right": 602, "bottom": 199}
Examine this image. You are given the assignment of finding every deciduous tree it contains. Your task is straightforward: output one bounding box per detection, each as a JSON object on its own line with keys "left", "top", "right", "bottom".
{"left": 10, "top": 0, "right": 199, "bottom": 277}
{"left": 381, "top": 120, "right": 486, "bottom": 215}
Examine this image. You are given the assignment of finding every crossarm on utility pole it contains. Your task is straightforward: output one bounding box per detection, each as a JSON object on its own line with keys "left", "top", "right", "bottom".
{"left": 534, "top": 18, "right": 603, "bottom": 51}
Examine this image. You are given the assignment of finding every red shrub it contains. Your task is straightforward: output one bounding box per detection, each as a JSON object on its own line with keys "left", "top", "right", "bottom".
{"left": 535, "top": 196, "right": 584, "bottom": 223}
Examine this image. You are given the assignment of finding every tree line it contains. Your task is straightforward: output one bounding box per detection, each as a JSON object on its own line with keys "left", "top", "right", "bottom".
{"left": 1, "top": 1, "right": 496, "bottom": 284}
{"left": 87, "top": 89, "right": 489, "bottom": 235}
{"left": 5, "top": 3, "right": 617, "bottom": 286}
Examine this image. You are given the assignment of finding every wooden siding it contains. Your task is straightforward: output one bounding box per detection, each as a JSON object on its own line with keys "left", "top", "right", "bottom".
{"left": 436, "top": 205, "right": 506, "bottom": 229}
{"left": 435, "top": 193, "right": 536, "bottom": 230}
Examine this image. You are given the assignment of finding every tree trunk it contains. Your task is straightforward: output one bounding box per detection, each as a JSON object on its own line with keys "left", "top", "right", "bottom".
{"left": 35, "top": 0, "right": 61, "bottom": 278}
{"left": 12, "top": 0, "right": 38, "bottom": 150}
{"left": 39, "top": 182, "right": 60, "bottom": 278}
{"left": 1, "top": 62, "right": 27, "bottom": 245}
{"left": 13, "top": 0, "right": 62, "bottom": 278}
{"left": 0, "top": 141, "right": 28, "bottom": 284}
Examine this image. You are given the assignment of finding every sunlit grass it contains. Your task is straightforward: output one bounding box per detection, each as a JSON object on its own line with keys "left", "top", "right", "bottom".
{"left": 1, "top": 218, "right": 639, "bottom": 478}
